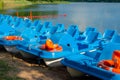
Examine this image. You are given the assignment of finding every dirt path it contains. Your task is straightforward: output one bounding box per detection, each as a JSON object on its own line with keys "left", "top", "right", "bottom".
{"left": 0, "top": 48, "right": 100, "bottom": 80}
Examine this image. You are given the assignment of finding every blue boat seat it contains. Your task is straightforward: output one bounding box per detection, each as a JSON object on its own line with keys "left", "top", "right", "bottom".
{"left": 32, "top": 20, "right": 41, "bottom": 27}
{"left": 77, "top": 31, "right": 99, "bottom": 50}
{"left": 36, "top": 22, "right": 52, "bottom": 34}
{"left": 92, "top": 30, "right": 118, "bottom": 49}
{"left": 56, "top": 24, "right": 65, "bottom": 33}
{"left": 110, "top": 34, "right": 120, "bottom": 43}
{"left": 102, "top": 29, "right": 117, "bottom": 41}
{"left": 13, "top": 17, "right": 24, "bottom": 22}
{"left": 20, "top": 28, "right": 39, "bottom": 45}
{"left": 77, "top": 27, "right": 97, "bottom": 41}
{"left": 83, "top": 27, "right": 97, "bottom": 36}
{"left": 66, "top": 25, "right": 80, "bottom": 39}
{"left": 49, "top": 24, "right": 65, "bottom": 34}
{"left": 49, "top": 26, "right": 58, "bottom": 34}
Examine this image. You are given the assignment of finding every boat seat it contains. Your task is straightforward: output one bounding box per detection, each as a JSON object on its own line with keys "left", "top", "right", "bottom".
{"left": 102, "top": 29, "right": 117, "bottom": 41}
{"left": 77, "top": 31, "right": 99, "bottom": 50}
{"left": 67, "top": 25, "right": 80, "bottom": 39}
{"left": 77, "top": 27, "right": 97, "bottom": 41}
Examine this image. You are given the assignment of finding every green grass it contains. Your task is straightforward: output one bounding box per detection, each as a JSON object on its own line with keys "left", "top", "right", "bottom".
{"left": 1, "top": 0, "right": 70, "bottom": 9}
{"left": 14, "top": 0, "right": 32, "bottom": 4}
{"left": 0, "top": 1, "right": 3, "bottom": 9}
{"left": 0, "top": 60, "right": 23, "bottom": 80}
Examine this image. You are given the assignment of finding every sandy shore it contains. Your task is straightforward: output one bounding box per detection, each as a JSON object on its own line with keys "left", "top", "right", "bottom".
{"left": 0, "top": 47, "right": 100, "bottom": 80}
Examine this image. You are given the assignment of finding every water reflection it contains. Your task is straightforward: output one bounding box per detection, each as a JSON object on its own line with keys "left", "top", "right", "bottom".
{"left": 57, "top": 3, "right": 120, "bottom": 33}
{"left": 0, "top": 3, "right": 120, "bottom": 33}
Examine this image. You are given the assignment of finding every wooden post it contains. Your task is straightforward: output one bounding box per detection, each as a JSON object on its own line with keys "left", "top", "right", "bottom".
{"left": 30, "top": 11, "right": 32, "bottom": 20}
{"left": 16, "top": 12, "right": 19, "bottom": 17}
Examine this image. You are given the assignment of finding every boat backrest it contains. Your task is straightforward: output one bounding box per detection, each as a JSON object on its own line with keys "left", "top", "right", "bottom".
{"left": 111, "top": 34, "right": 120, "bottom": 43}
{"left": 49, "top": 26, "right": 58, "bottom": 34}
{"left": 25, "top": 22, "right": 32, "bottom": 28}
{"left": 83, "top": 27, "right": 97, "bottom": 36}
{"left": 37, "top": 24, "right": 48, "bottom": 34}
{"left": 102, "top": 29, "right": 116, "bottom": 40}
{"left": 32, "top": 20, "right": 41, "bottom": 27}
{"left": 49, "top": 24, "right": 65, "bottom": 34}
{"left": 21, "top": 28, "right": 38, "bottom": 42}
{"left": 44, "top": 22, "right": 52, "bottom": 28}
{"left": 98, "top": 42, "right": 120, "bottom": 61}
{"left": 56, "top": 24, "right": 65, "bottom": 32}
{"left": 37, "top": 22, "right": 52, "bottom": 34}
{"left": 67, "top": 25, "right": 80, "bottom": 38}
{"left": 84, "top": 31, "right": 99, "bottom": 44}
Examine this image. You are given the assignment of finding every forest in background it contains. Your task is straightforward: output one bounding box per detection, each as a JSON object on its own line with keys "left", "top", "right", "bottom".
{"left": 27, "top": 0, "right": 120, "bottom": 2}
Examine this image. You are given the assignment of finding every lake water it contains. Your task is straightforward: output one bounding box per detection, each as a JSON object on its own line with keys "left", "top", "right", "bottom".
{"left": 0, "top": 3, "right": 120, "bottom": 33}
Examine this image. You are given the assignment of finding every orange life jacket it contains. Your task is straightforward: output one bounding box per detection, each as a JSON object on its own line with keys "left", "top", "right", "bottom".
{"left": 98, "top": 50, "right": 120, "bottom": 74}
{"left": 40, "top": 39, "right": 62, "bottom": 52}
{"left": 4, "top": 36, "right": 23, "bottom": 40}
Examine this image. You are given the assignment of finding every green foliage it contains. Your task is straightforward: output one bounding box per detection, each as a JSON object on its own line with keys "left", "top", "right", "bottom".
{"left": 27, "top": 0, "right": 120, "bottom": 2}
{"left": 0, "top": 1, "right": 3, "bottom": 10}
{"left": 27, "top": 0, "right": 68, "bottom": 2}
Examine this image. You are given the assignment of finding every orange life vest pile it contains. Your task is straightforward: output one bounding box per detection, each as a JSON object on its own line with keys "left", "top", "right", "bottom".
{"left": 98, "top": 50, "right": 120, "bottom": 74}
{"left": 40, "top": 39, "right": 62, "bottom": 52}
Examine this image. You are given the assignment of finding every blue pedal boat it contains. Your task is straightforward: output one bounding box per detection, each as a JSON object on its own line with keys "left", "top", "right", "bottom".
{"left": 61, "top": 41, "right": 120, "bottom": 80}
{"left": 17, "top": 32, "right": 78, "bottom": 67}
{"left": 0, "top": 22, "right": 28, "bottom": 52}
{"left": 0, "top": 15, "right": 43, "bottom": 52}
{"left": 17, "top": 25, "right": 101, "bottom": 67}
{"left": 60, "top": 30, "right": 119, "bottom": 77}
{"left": 0, "top": 19, "right": 41, "bottom": 53}
{"left": 17, "top": 25, "right": 81, "bottom": 66}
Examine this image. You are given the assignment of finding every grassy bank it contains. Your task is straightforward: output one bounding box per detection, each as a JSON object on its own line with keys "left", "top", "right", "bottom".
{"left": 1, "top": 0, "right": 69, "bottom": 10}
{"left": 2, "top": 0, "right": 32, "bottom": 9}
{"left": 0, "top": 1, "right": 3, "bottom": 10}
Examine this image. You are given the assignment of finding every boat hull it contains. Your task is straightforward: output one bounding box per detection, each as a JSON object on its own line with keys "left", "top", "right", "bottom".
{"left": 20, "top": 51, "right": 38, "bottom": 59}
{"left": 67, "top": 67, "right": 85, "bottom": 77}
{"left": 43, "top": 58, "right": 63, "bottom": 67}
{"left": 4, "top": 46, "right": 20, "bottom": 53}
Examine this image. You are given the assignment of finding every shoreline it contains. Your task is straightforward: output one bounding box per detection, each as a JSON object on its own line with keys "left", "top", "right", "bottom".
{"left": 0, "top": 1, "right": 70, "bottom": 10}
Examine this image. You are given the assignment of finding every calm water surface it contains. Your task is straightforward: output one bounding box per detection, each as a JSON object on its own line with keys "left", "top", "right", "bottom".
{"left": 0, "top": 3, "right": 120, "bottom": 33}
